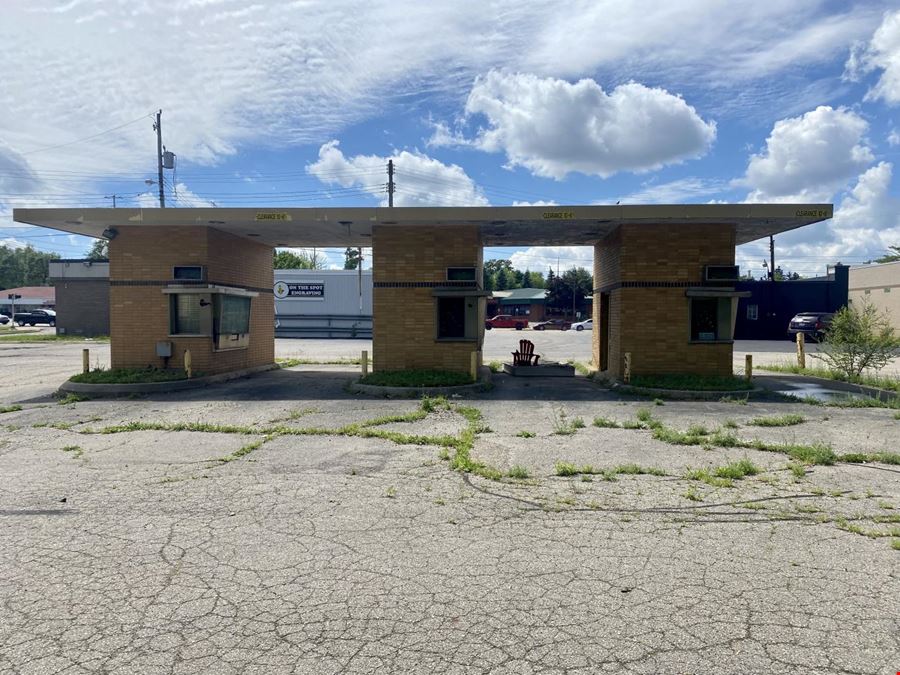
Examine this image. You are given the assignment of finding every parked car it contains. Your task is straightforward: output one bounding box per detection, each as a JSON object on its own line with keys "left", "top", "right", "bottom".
{"left": 787, "top": 312, "right": 833, "bottom": 341}
{"left": 532, "top": 319, "right": 571, "bottom": 331}
{"left": 0, "top": 314, "right": 9, "bottom": 325}
{"left": 13, "top": 309, "right": 56, "bottom": 327}
{"left": 571, "top": 318, "right": 593, "bottom": 331}
{"left": 485, "top": 314, "right": 528, "bottom": 330}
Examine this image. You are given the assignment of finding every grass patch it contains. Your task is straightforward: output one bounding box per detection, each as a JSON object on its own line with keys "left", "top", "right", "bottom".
{"left": 70, "top": 367, "right": 190, "bottom": 384}
{"left": 723, "top": 419, "right": 739, "bottom": 429}
{"left": 683, "top": 486, "right": 703, "bottom": 501}
{"left": 593, "top": 416, "right": 621, "bottom": 428}
{"left": 507, "top": 465, "right": 530, "bottom": 479}
{"left": 629, "top": 373, "right": 753, "bottom": 391}
{"left": 516, "top": 430, "right": 535, "bottom": 438}
{"left": 0, "top": 334, "right": 109, "bottom": 343}
{"left": 487, "top": 360, "right": 503, "bottom": 373}
{"left": 838, "top": 452, "right": 900, "bottom": 465}
{"left": 0, "top": 405, "right": 22, "bottom": 414}
{"left": 359, "top": 369, "right": 472, "bottom": 387}
{"left": 892, "top": 539, "right": 900, "bottom": 551}
{"left": 277, "top": 356, "right": 360, "bottom": 367}
{"left": 750, "top": 413, "right": 806, "bottom": 427}
{"left": 570, "top": 361, "right": 592, "bottom": 376}
{"left": 719, "top": 395, "right": 749, "bottom": 405}
{"left": 788, "top": 462, "right": 807, "bottom": 478}
{"left": 758, "top": 362, "right": 900, "bottom": 393}
{"left": 58, "top": 393, "right": 89, "bottom": 405}
{"left": 555, "top": 461, "right": 665, "bottom": 478}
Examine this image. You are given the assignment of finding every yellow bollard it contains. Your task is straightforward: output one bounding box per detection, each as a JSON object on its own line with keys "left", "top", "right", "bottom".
{"left": 361, "top": 350, "right": 369, "bottom": 377}
{"left": 470, "top": 351, "right": 478, "bottom": 382}
{"left": 796, "top": 332, "right": 806, "bottom": 370}
{"left": 623, "top": 352, "right": 632, "bottom": 384}
{"left": 745, "top": 354, "right": 753, "bottom": 382}
{"left": 184, "top": 349, "right": 193, "bottom": 379}
{"left": 82, "top": 348, "right": 90, "bottom": 374}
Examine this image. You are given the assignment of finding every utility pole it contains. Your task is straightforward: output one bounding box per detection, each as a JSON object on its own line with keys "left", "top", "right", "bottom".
{"left": 357, "top": 247, "right": 363, "bottom": 313}
{"left": 387, "top": 159, "right": 394, "bottom": 207}
{"left": 153, "top": 110, "right": 165, "bottom": 208}
{"left": 769, "top": 235, "right": 775, "bottom": 281}
{"left": 104, "top": 194, "right": 118, "bottom": 207}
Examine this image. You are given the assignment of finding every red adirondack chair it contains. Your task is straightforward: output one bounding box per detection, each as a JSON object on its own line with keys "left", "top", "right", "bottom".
{"left": 512, "top": 339, "right": 540, "bottom": 366}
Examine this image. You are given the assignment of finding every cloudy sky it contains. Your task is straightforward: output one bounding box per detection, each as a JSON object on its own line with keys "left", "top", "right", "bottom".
{"left": 2, "top": 0, "right": 900, "bottom": 276}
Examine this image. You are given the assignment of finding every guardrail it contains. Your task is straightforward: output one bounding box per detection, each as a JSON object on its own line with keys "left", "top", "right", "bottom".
{"left": 275, "top": 314, "right": 373, "bottom": 339}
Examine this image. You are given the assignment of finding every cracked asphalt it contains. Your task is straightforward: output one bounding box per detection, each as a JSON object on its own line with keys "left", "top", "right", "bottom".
{"left": 0, "top": 351, "right": 898, "bottom": 673}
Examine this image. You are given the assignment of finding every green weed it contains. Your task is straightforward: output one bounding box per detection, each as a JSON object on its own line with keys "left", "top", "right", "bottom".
{"left": 750, "top": 414, "right": 806, "bottom": 427}
{"left": 507, "top": 465, "right": 530, "bottom": 479}
{"left": 0, "top": 405, "right": 22, "bottom": 414}
{"left": 516, "top": 430, "right": 536, "bottom": 438}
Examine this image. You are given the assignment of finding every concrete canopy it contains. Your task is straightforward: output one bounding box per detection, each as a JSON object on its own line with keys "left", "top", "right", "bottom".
{"left": 13, "top": 203, "right": 832, "bottom": 247}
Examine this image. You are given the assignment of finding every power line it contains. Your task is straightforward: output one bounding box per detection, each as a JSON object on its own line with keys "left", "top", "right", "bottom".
{"left": 19, "top": 112, "right": 156, "bottom": 156}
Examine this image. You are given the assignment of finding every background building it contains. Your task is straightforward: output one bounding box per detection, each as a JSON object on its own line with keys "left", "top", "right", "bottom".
{"left": 48, "top": 259, "right": 110, "bottom": 337}
{"left": 488, "top": 288, "right": 547, "bottom": 321}
{"left": 848, "top": 261, "right": 900, "bottom": 330}
{"left": 734, "top": 264, "right": 849, "bottom": 340}
{"left": 275, "top": 269, "right": 372, "bottom": 338}
{"left": 0, "top": 286, "right": 55, "bottom": 315}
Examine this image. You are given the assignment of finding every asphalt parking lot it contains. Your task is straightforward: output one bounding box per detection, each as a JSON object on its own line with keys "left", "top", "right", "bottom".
{"left": 0, "top": 339, "right": 898, "bottom": 674}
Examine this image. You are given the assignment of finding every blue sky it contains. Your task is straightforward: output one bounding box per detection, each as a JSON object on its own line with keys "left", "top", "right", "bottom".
{"left": 2, "top": 0, "right": 900, "bottom": 277}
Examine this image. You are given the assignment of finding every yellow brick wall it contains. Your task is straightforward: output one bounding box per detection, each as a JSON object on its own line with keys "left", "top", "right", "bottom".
{"left": 109, "top": 226, "right": 274, "bottom": 375}
{"left": 594, "top": 224, "right": 736, "bottom": 379}
{"left": 372, "top": 225, "right": 483, "bottom": 373}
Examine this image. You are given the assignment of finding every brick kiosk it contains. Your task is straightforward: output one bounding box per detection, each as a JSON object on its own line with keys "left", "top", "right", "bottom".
{"left": 372, "top": 224, "right": 485, "bottom": 374}
{"left": 593, "top": 223, "right": 745, "bottom": 379}
{"left": 14, "top": 205, "right": 834, "bottom": 381}
{"left": 109, "top": 226, "right": 274, "bottom": 375}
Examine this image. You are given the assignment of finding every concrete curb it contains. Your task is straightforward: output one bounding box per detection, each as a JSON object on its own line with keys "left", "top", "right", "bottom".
{"left": 606, "top": 381, "right": 763, "bottom": 400}
{"left": 58, "top": 363, "right": 279, "bottom": 396}
{"left": 348, "top": 367, "right": 492, "bottom": 397}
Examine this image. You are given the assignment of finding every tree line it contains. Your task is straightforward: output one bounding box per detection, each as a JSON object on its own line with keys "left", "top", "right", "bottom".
{"left": 0, "top": 245, "right": 59, "bottom": 289}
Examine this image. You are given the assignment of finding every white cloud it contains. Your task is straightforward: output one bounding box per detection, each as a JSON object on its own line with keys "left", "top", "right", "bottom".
{"left": 0, "top": 237, "right": 28, "bottom": 250}
{"left": 889, "top": 128, "right": 900, "bottom": 146}
{"left": 618, "top": 177, "right": 730, "bottom": 204}
{"left": 511, "top": 200, "right": 557, "bottom": 207}
{"left": 740, "top": 106, "right": 873, "bottom": 202}
{"left": 846, "top": 9, "right": 900, "bottom": 105}
{"left": 306, "top": 140, "right": 488, "bottom": 206}
{"left": 737, "top": 162, "right": 900, "bottom": 277}
{"left": 459, "top": 71, "right": 715, "bottom": 180}
{"left": 506, "top": 246, "right": 593, "bottom": 275}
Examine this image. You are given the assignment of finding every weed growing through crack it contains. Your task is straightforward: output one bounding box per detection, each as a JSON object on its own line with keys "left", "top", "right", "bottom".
{"left": 552, "top": 409, "right": 584, "bottom": 435}
{"left": 385, "top": 486, "right": 397, "bottom": 498}
{"left": 62, "top": 445, "right": 83, "bottom": 459}
{"left": 788, "top": 463, "right": 807, "bottom": 479}
{"left": 750, "top": 414, "right": 806, "bottom": 427}
{"left": 555, "top": 462, "right": 666, "bottom": 478}
{"left": 723, "top": 419, "right": 739, "bottom": 429}
{"left": 683, "top": 486, "right": 703, "bottom": 501}
{"left": 684, "top": 459, "right": 759, "bottom": 488}
{"left": 653, "top": 398, "right": 665, "bottom": 406}
{"left": 719, "top": 395, "right": 749, "bottom": 405}
{"left": 892, "top": 539, "right": 900, "bottom": 550}
{"left": 516, "top": 430, "right": 536, "bottom": 438}
{"left": 592, "top": 416, "right": 621, "bottom": 428}
{"left": 58, "top": 393, "right": 89, "bottom": 405}
{"left": 0, "top": 405, "right": 22, "bottom": 414}
{"left": 507, "top": 465, "right": 530, "bottom": 479}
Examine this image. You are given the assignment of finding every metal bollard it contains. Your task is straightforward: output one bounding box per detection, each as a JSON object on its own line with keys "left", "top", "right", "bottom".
{"left": 796, "top": 332, "right": 806, "bottom": 370}
{"left": 184, "top": 349, "right": 193, "bottom": 379}
{"left": 745, "top": 354, "right": 753, "bottom": 382}
{"left": 82, "top": 348, "right": 90, "bottom": 374}
{"left": 361, "top": 350, "right": 369, "bottom": 377}
{"left": 623, "top": 352, "right": 632, "bottom": 384}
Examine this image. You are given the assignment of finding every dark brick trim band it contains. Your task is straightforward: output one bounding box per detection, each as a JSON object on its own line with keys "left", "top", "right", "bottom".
{"left": 373, "top": 281, "right": 478, "bottom": 288}
{"left": 110, "top": 280, "right": 274, "bottom": 294}
{"left": 593, "top": 281, "right": 698, "bottom": 294}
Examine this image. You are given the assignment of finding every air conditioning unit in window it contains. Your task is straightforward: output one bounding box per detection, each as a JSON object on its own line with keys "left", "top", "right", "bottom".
{"left": 704, "top": 265, "right": 740, "bottom": 283}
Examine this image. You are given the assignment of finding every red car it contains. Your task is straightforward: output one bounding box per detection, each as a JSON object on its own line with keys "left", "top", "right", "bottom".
{"left": 485, "top": 314, "right": 528, "bottom": 330}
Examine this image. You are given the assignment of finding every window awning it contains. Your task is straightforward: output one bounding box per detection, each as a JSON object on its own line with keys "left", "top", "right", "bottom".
{"left": 162, "top": 284, "right": 259, "bottom": 298}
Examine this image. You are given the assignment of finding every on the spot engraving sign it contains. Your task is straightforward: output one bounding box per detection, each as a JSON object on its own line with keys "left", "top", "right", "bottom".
{"left": 274, "top": 281, "right": 325, "bottom": 300}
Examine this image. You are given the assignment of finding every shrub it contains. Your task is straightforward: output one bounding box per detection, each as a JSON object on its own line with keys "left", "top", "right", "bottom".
{"left": 812, "top": 301, "right": 899, "bottom": 377}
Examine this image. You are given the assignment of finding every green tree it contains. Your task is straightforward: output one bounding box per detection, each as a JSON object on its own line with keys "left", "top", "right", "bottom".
{"left": 0, "top": 245, "right": 59, "bottom": 288}
{"left": 812, "top": 301, "right": 899, "bottom": 377}
{"left": 526, "top": 270, "right": 545, "bottom": 288}
{"left": 343, "top": 247, "right": 362, "bottom": 270}
{"left": 546, "top": 267, "right": 593, "bottom": 316}
{"left": 85, "top": 239, "right": 108, "bottom": 261}
{"left": 875, "top": 245, "right": 900, "bottom": 263}
{"left": 273, "top": 249, "right": 320, "bottom": 269}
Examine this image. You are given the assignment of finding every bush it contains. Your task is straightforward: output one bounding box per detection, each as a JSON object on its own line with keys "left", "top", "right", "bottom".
{"left": 813, "top": 301, "right": 899, "bottom": 377}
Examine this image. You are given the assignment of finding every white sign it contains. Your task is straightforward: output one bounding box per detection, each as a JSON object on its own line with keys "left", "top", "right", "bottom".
{"left": 274, "top": 281, "right": 325, "bottom": 300}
